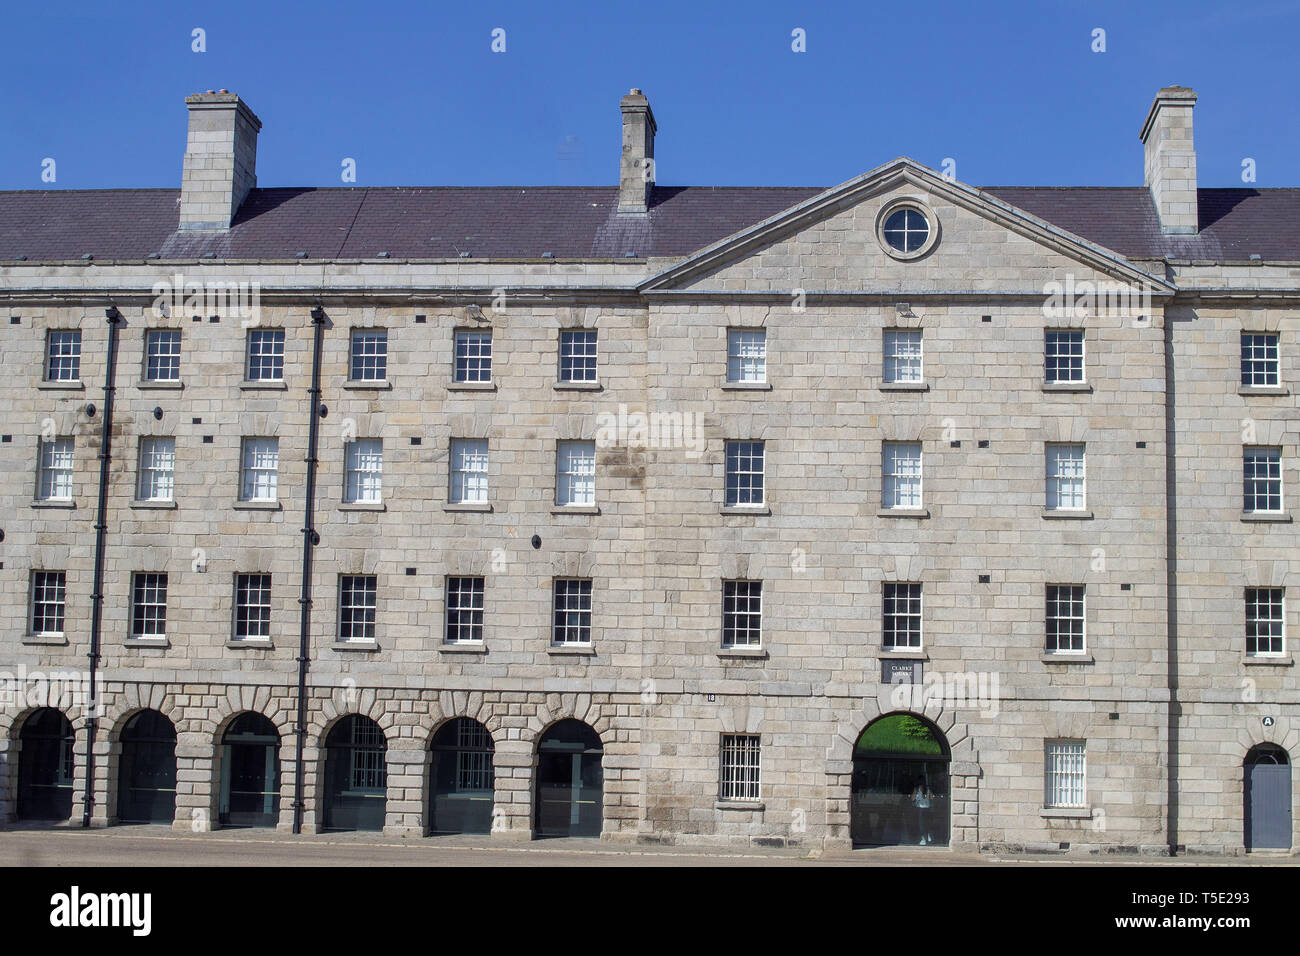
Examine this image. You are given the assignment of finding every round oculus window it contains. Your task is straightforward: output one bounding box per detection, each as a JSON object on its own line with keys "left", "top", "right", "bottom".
{"left": 881, "top": 207, "right": 931, "bottom": 254}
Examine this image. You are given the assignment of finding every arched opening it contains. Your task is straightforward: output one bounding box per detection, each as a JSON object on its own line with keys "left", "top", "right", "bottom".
{"left": 16, "top": 708, "right": 74, "bottom": 822}
{"left": 322, "top": 715, "right": 387, "bottom": 832}
{"left": 429, "top": 717, "right": 495, "bottom": 835}
{"left": 1244, "top": 744, "right": 1291, "bottom": 851}
{"left": 219, "top": 713, "right": 281, "bottom": 828}
{"left": 851, "top": 713, "right": 951, "bottom": 847}
{"left": 117, "top": 710, "right": 177, "bottom": 825}
{"left": 534, "top": 719, "right": 602, "bottom": 838}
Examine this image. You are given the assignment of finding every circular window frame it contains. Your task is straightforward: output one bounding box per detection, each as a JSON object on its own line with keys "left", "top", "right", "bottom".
{"left": 876, "top": 198, "right": 940, "bottom": 261}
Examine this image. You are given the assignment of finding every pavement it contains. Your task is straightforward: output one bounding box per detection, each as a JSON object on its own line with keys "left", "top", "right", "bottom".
{"left": 2, "top": 825, "right": 1296, "bottom": 866}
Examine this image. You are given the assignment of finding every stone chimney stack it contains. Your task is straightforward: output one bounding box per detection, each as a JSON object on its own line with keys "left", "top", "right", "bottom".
{"left": 618, "top": 88, "right": 656, "bottom": 214}
{"left": 1140, "top": 86, "right": 1198, "bottom": 235}
{"left": 179, "top": 91, "right": 262, "bottom": 231}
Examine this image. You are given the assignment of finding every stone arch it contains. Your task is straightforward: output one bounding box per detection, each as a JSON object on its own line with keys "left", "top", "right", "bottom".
{"left": 1236, "top": 716, "right": 1298, "bottom": 758}
{"left": 425, "top": 691, "right": 506, "bottom": 746}
{"left": 528, "top": 694, "right": 612, "bottom": 744}
{"left": 103, "top": 687, "right": 186, "bottom": 740}
{"left": 305, "top": 693, "right": 394, "bottom": 835}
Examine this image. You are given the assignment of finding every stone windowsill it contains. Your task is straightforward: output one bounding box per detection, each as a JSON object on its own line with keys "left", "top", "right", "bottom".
{"left": 239, "top": 380, "right": 288, "bottom": 391}
{"left": 1238, "top": 385, "right": 1289, "bottom": 397}
{"left": 31, "top": 499, "right": 76, "bottom": 509}
{"left": 551, "top": 505, "right": 600, "bottom": 515}
{"left": 721, "top": 381, "right": 773, "bottom": 391}
{"left": 877, "top": 650, "right": 928, "bottom": 661}
{"left": 338, "top": 502, "right": 386, "bottom": 512}
{"left": 135, "top": 380, "right": 184, "bottom": 390}
{"left": 715, "top": 801, "right": 765, "bottom": 812}
{"left": 331, "top": 640, "right": 379, "bottom": 652}
{"left": 877, "top": 508, "right": 929, "bottom": 519}
{"left": 445, "top": 502, "right": 493, "bottom": 513}
{"left": 1041, "top": 652, "right": 1095, "bottom": 664}
{"left": 1241, "top": 512, "right": 1292, "bottom": 523}
{"left": 1244, "top": 655, "right": 1294, "bottom": 667}
{"left": 130, "top": 499, "right": 177, "bottom": 510}
{"left": 553, "top": 381, "right": 602, "bottom": 391}
{"left": 342, "top": 380, "right": 392, "bottom": 391}
{"left": 38, "top": 380, "right": 84, "bottom": 391}
{"left": 233, "top": 500, "right": 281, "bottom": 511}
{"left": 1040, "top": 807, "right": 1093, "bottom": 820}
{"left": 23, "top": 634, "right": 68, "bottom": 646}
{"left": 124, "top": 636, "right": 170, "bottom": 649}
{"left": 879, "top": 382, "right": 928, "bottom": 392}
{"left": 447, "top": 381, "right": 496, "bottom": 392}
{"left": 720, "top": 506, "right": 771, "bottom": 516}
{"left": 718, "top": 647, "right": 768, "bottom": 660}
{"left": 439, "top": 642, "right": 488, "bottom": 654}
{"left": 548, "top": 644, "right": 596, "bottom": 657}
{"left": 1042, "top": 382, "right": 1092, "bottom": 393}
{"left": 226, "top": 639, "right": 274, "bottom": 649}
{"left": 1042, "top": 510, "right": 1093, "bottom": 520}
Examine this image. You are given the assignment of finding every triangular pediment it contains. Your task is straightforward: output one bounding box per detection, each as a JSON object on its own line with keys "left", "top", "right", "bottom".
{"left": 640, "top": 158, "right": 1173, "bottom": 296}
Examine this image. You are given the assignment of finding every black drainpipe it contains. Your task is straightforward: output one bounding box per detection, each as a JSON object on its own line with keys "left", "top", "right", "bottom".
{"left": 292, "top": 306, "right": 326, "bottom": 833}
{"left": 82, "top": 305, "right": 122, "bottom": 828}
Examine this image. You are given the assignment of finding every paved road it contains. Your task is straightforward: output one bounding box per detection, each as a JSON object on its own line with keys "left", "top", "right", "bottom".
{"left": 1, "top": 827, "right": 1294, "bottom": 866}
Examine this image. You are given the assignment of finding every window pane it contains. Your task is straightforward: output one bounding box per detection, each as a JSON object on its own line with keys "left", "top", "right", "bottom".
{"left": 722, "top": 580, "right": 762, "bottom": 648}
{"left": 1045, "top": 444, "right": 1086, "bottom": 510}
{"left": 137, "top": 437, "right": 176, "bottom": 501}
{"left": 1045, "top": 330, "right": 1084, "bottom": 383}
{"left": 132, "top": 573, "right": 168, "bottom": 638}
{"left": 350, "top": 329, "right": 387, "bottom": 381}
{"left": 552, "top": 579, "right": 592, "bottom": 644}
{"left": 1045, "top": 741, "right": 1086, "bottom": 808}
{"left": 38, "top": 438, "right": 74, "bottom": 501}
{"left": 340, "top": 575, "right": 378, "bottom": 642}
{"left": 883, "top": 582, "right": 922, "bottom": 650}
{"left": 720, "top": 734, "right": 761, "bottom": 801}
{"left": 345, "top": 439, "right": 383, "bottom": 504}
{"left": 1045, "top": 584, "right": 1085, "bottom": 652}
{"left": 1241, "top": 333, "right": 1279, "bottom": 388}
{"left": 882, "top": 442, "right": 922, "bottom": 509}
{"left": 559, "top": 330, "right": 598, "bottom": 383}
{"left": 246, "top": 329, "right": 285, "bottom": 380}
{"left": 725, "top": 441, "right": 765, "bottom": 507}
{"left": 445, "top": 576, "right": 485, "bottom": 644}
{"left": 31, "top": 571, "right": 67, "bottom": 635}
{"left": 234, "top": 573, "right": 272, "bottom": 639}
{"left": 46, "top": 331, "right": 81, "bottom": 381}
{"left": 883, "top": 330, "right": 922, "bottom": 384}
{"left": 454, "top": 331, "right": 492, "bottom": 382}
{"left": 241, "top": 438, "right": 279, "bottom": 501}
{"left": 1246, "top": 587, "right": 1285, "bottom": 656}
{"left": 1243, "top": 446, "right": 1282, "bottom": 513}
{"left": 449, "top": 439, "right": 489, "bottom": 504}
{"left": 145, "top": 330, "right": 182, "bottom": 381}
{"left": 727, "top": 329, "right": 767, "bottom": 383}
{"left": 556, "top": 441, "right": 596, "bottom": 506}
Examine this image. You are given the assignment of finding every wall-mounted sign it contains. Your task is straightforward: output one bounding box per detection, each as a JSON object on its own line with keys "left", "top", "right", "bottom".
{"left": 882, "top": 660, "right": 922, "bottom": 685}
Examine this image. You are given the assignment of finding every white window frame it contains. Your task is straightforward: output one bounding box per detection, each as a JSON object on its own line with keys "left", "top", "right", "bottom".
{"left": 1045, "top": 584, "right": 1086, "bottom": 654}
{"left": 726, "top": 328, "right": 767, "bottom": 384}
{"left": 552, "top": 578, "right": 593, "bottom": 645}
{"left": 29, "top": 570, "right": 67, "bottom": 637}
{"left": 1044, "top": 740, "right": 1087, "bottom": 809}
{"left": 1246, "top": 587, "right": 1286, "bottom": 657}
{"left": 883, "top": 581, "right": 922, "bottom": 650}
{"left": 144, "top": 328, "right": 182, "bottom": 382}
{"left": 338, "top": 574, "right": 378, "bottom": 643}
{"left": 558, "top": 329, "right": 599, "bottom": 384}
{"left": 1044, "top": 329, "right": 1085, "bottom": 384}
{"left": 136, "top": 436, "right": 176, "bottom": 502}
{"left": 130, "top": 572, "right": 168, "bottom": 641}
{"left": 722, "top": 580, "right": 762, "bottom": 648}
{"left": 555, "top": 440, "right": 596, "bottom": 507}
{"left": 1045, "top": 443, "right": 1086, "bottom": 512}
{"left": 1243, "top": 446, "right": 1283, "bottom": 514}
{"left": 454, "top": 329, "right": 492, "bottom": 383}
{"left": 882, "top": 329, "right": 923, "bottom": 384}
{"left": 45, "top": 330, "right": 81, "bottom": 382}
{"left": 36, "top": 437, "right": 74, "bottom": 501}
{"left": 719, "top": 734, "right": 761, "bottom": 802}
{"left": 239, "top": 437, "right": 279, "bottom": 502}
{"left": 1241, "top": 332, "right": 1280, "bottom": 388}
{"left": 344, "top": 439, "right": 383, "bottom": 504}
{"left": 724, "top": 440, "right": 765, "bottom": 507}
{"left": 233, "top": 573, "right": 272, "bottom": 642}
{"left": 245, "top": 328, "right": 285, "bottom": 382}
{"left": 349, "top": 328, "right": 388, "bottom": 382}
{"left": 449, "top": 438, "right": 489, "bottom": 504}
{"left": 445, "top": 576, "right": 485, "bottom": 645}
{"left": 882, "top": 441, "right": 922, "bottom": 510}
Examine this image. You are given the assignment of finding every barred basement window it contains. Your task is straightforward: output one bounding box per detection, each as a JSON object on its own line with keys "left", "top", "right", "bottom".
{"left": 45, "top": 330, "right": 81, "bottom": 381}
{"left": 725, "top": 440, "right": 764, "bottom": 507}
{"left": 131, "top": 573, "right": 168, "bottom": 640}
{"left": 1045, "top": 443, "right": 1086, "bottom": 511}
{"left": 1045, "top": 740, "right": 1086, "bottom": 809}
{"left": 1045, "top": 330, "right": 1085, "bottom": 383}
{"left": 454, "top": 330, "right": 492, "bottom": 382}
{"left": 1246, "top": 587, "right": 1285, "bottom": 656}
{"left": 339, "top": 575, "right": 378, "bottom": 642}
{"left": 445, "top": 576, "right": 485, "bottom": 644}
{"left": 36, "top": 437, "right": 74, "bottom": 501}
{"left": 144, "top": 329, "right": 182, "bottom": 381}
{"left": 137, "top": 437, "right": 175, "bottom": 502}
{"left": 240, "top": 437, "right": 279, "bottom": 501}
{"left": 245, "top": 328, "right": 285, "bottom": 381}
{"left": 556, "top": 440, "right": 595, "bottom": 507}
{"left": 349, "top": 329, "right": 388, "bottom": 381}
{"left": 552, "top": 579, "right": 593, "bottom": 645}
{"left": 1241, "top": 332, "right": 1280, "bottom": 387}
{"left": 1243, "top": 446, "right": 1283, "bottom": 513}
{"left": 344, "top": 439, "right": 383, "bottom": 504}
{"left": 558, "top": 329, "right": 598, "bottom": 383}
{"left": 722, "top": 580, "right": 762, "bottom": 648}
{"left": 727, "top": 328, "right": 767, "bottom": 383}
{"left": 883, "top": 582, "right": 922, "bottom": 650}
{"left": 1046, "top": 584, "right": 1085, "bottom": 653}
{"left": 449, "top": 439, "right": 489, "bottom": 504}
{"left": 883, "top": 329, "right": 922, "bottom": 384}
{"left": 719, "top": 734, "right": 761, "bottom": 802}
{"left": 882, "top": 442, "right": 922, "bottom": 509}
{"left": 30, "top": 571, "right": 67, "bottom": 637}
{"left": 234, "top": 573, "right": 272, "bottom": 641}
{"left": 349, "top": 719, "right": 387, "bottom": 792}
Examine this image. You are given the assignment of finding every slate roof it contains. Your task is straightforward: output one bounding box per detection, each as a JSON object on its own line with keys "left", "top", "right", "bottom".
{"left": 0, "top": 183, "right": 1297, "bottom": 263}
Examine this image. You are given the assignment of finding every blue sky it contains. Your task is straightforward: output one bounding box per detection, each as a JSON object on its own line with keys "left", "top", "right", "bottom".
{"left": 0, "top": 0, "right": 1295, "bottom": 191}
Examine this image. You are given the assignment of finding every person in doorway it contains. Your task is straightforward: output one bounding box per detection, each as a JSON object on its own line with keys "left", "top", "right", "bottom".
{"left": 911, "top": 776, "right": 932, "bottom": 845}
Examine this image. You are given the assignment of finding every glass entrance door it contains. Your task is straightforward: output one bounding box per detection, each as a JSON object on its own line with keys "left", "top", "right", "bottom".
{"left": 851, "top": 713, "right": 951, "bottom": 847}
{"left": 219, "top": 713, "right": 281, "bottom": 828}
{"left": 535, "top": 720, "right": 602, "bottom": 838}
{"left": 16, "top": 708, "right": 74, "bottom": 822}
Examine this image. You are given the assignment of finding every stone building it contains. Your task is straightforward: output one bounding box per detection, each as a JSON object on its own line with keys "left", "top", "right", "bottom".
{"left": 1, "top": 85, "right": 1297, "bottom": 854}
